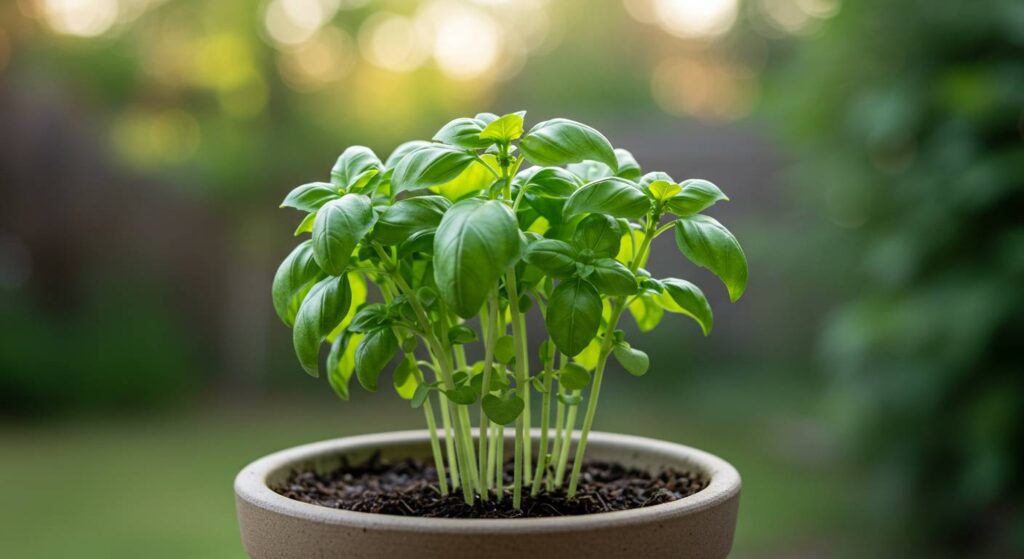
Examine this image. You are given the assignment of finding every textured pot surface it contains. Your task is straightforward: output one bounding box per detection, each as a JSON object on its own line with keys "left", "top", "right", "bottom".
{"left": 235, "top": 430, "right": 740, "bottom": 559}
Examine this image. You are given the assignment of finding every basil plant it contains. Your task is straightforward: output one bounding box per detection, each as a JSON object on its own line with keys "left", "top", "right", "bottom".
{"left": 273, "top": 112, "right": 747, "bottom": 508}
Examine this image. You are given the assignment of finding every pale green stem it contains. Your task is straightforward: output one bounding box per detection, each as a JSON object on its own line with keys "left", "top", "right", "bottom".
{"left": 554, "top": 394, "right": 579, "bottom": 487}
{"left": 438, "top": 307, "right": 482, "bottom": 497}
{"left": 418, "top": 380, "right": 449, "bottom": 495}
{"left": 566, "top": 218, "right": 657, "bottom": 497}
{"left": 437, "top": 389, "right": 460, "bottom": 490}
{"left": 379, "top": 281, "right": 448, "bottom": 496}
{"left": 487, "top": 420, "right": 499, "bottom": 491}
{"left": 519, "top": 312, "right": 533, "bottom": 485}
{"left": 473, "top": 153, "right": 501, "bottom": 179}
{"left": 495, "top": 423, "right": 505, "bottom": 501}
{"left": 550, "top": 396, "right": 565, "bottom": 490}
{"left": 494, "top": 147, "right": 531, "bottom": 507}
{"left": 378, "top": 243, "right": 478, "bottom": 501}
{"left": 530, "top": 345, "right": 556, "bottom": 495}
{"left": 654, "top": 220, "right": 675, "bottom": 237}
{"left": 566, "top": 324, "right": 615, "bottom": 497}
{"left": 477, "top": 296, "right": 499, "bottom": 498}
{"left": 506, "top": 268, "right": 531, "bottom": 508}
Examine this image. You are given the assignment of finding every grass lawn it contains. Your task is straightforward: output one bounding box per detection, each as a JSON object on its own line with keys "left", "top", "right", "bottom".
{"left": 0, "top": 377, "right": 870, "bottom": 558}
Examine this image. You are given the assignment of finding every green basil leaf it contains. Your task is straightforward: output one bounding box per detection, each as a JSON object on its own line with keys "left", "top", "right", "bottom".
{"left": 566, "top": 160, "right": 614, "bottom": 181}
{"left": 410, "top": 383, "right": 431, "bottom": 408}
{"left": 589, "top": 258, "right": 637, "bottom": 296}
{"left": 392, "top": 144, "right": 477, "bottom": 193}
{"left": 331, "top": 146, "right": 383, "bottom": 191}
{"left": 628, "top": 292, "right": 664, "bottom": 332}
{"left": 646, "top": 179, "right": 682, "bottom": 202}
{"left": 475, "top": 112, "right": 500, "bottom": 124}
{"left": 385, "top": 140, "right": 431, "bottom": 170}
{"left": 393, "top": 356, "right": 418, "bottom": 400}
{"left": 325, "top": 273, "right": 366, "bottom": 344}
{"left": 659, "top": 278, "right": 714, "bottom": 335}
{"left": 312, "top": 194, "right": 375, "bottom": 275}
{"left": 520, "top": 118, "right": 618, "bottom": 170}
{"left": 374, "top": 195, "right": 451, "bottom": 245}
{"left": 431, "top": 154, "right": 499, "bottom": 201}
{"left": 558, "top": 392, "right": 583, "bottom": 406}
{"left": 272, "top": 240, "right": 322, "bottom": 327}
{"left": 523, "top": 239, "right": 577, "bottom": 278}
{"left": 572, "top": 214, "right": 622, "bottom": 258}
{"left": 281, "top": 182, "right": 340, "bottom": 212}
{"left": 448, "top": 324, "right": 478, "bottom": 344}
{"left": 564, "top": 177, "right": 651, "bottom": 219}
{"left": 546, "top": 279, "right": 602, "bottom": 357}
{"left": 521, "top": 166, "right": 580, "bottom": 195}
{"left": 665, "top": 179, "right": 729, "bottom": 217}
{"left": 639, "top": 171, "right": 674, "bottom": 189}
{"left": 443, "top": 385, "right": 478, "bottom": 405}
{"left": 614, "top": 148, "right": 642, "bottom": 180}
{"left": 293, "top": 212, "right": 316, "bottom": 236}
{"left": 355, "top": 327, "right": 398, "bottom": 392}
{"left": 433, "top": 117, "right": 492, "bottom": 149}
{"left": 397, "top": 229, "right": 436, "bottom": 258}
{"left": 559, "top": 362, "right": 591, "bottom": 391}
{"left": 520, "top": 167, "right": 579, "bottom": 223}
{"left": 495, "top": 335, "right": 516, "bottom": 365}
{"left": 612, "top": 343, "right": 649, "bottom": 376}
{"left": 293, "top": 275, "right": 353, "bottom": 377}
{"left": 327, "top": 331, "right": 361, "bottom": 401}
{"left": 433, "top": 199, "right": 521, "bottom": 318}
{"left": 538, "top": 339, "right": 554, "bottom": 363}
{"left": 479, "top": 113, "right": 524, "bottom": 143}
{"left": 674, "top": 215, "right": 748, "bottom": 302}
{"left": 482, "top": 394, "right": 524, "bottom": 425}
{"left": 348, "top": 303, "right": 389, "bottom": 333}
{"left": 640, "top": 276, "right": 665, "bottom": 293}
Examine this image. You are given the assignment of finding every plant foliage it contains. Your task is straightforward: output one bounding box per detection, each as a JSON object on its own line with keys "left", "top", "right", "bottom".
{"left": 273, "top": 112, "right": 747, "bottom": 507}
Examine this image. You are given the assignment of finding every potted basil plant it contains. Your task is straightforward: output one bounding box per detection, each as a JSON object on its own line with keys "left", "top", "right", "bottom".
{"left": 236, "top": 112, "right": 747, "bottom": 559}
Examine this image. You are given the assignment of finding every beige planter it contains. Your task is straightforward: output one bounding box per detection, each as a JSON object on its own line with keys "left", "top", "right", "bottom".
{"left": 235, "top": 430, "right": 740, "bottom": 559}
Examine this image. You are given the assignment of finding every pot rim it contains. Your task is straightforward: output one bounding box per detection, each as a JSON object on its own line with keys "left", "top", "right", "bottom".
{"left": 234, "top": 429, "right": 740, "bottom": 534}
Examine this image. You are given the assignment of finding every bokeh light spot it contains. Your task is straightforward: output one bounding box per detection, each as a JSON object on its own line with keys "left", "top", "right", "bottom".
{"left": 358, "top": 13, "right": 429, "bottom": 73}
{"left": 264, "top": 0, "right": 339, "bottom": 46}
{"left": 651, "top": 56, "right": 758, "bottom": 120}
{"left": 429, "top": 7, "right": 501, "bottom": 80}
{"left": 653, "top": 0, "right": 738, "bottom": 39}
{"left": 41, "top": 0, "right": 119, "bottom": 37}
{"left": 278, "top": 26, "right": 356, "bottom": 91}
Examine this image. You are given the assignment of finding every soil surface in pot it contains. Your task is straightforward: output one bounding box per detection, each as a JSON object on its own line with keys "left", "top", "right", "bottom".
{"left": 274, "top": 453, "right": 706, "bottom": 518}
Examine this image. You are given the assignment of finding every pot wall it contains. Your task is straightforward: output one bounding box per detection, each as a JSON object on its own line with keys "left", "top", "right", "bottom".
{"left": 235, "top": 430, "right": 740, "bottom": 559}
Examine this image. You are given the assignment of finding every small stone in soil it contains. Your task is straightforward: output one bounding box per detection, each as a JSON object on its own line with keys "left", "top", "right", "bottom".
{"left": 274, "top": 453, "right": 707, "bottom": 519}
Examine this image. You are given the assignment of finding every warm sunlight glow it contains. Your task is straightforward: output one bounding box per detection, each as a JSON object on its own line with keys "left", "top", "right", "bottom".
{"left": 653, "top": 0, "right": 738, "bottom": 39}
{"left": 358, "top": 13, "right": 429, "bottom": 73}
{"left": 430, "top": 8, "right": 501, "bottom": 80}
{"left": 265, "top": 0, "right": 339, "bottom": 46}
{"left": 278, "top": 27, "right": 356, "bottom": 91}
{"left": 623, "top": 0, "right": 658, "bottom": 24}
{"left": 757, "top": 0, "right": 840, "bottom": 35}
{"left": 41, "top": 0, "right": 119, "bottom": 37}
{"left": 651, "top": 56, "right": 757, "bottom": 120}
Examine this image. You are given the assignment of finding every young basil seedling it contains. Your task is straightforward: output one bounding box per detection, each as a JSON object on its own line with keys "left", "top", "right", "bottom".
{"left": 272, "top": 112, "right": 748, "bottom": 508}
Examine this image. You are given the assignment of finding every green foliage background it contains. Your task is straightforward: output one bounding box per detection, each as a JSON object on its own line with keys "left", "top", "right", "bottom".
{"left": 773, "top": 0, "right": 1024, "bottom": 554}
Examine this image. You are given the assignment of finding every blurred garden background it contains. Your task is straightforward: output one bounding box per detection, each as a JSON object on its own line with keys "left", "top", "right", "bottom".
{"left": 1, "top": 0, "right": 1022, "bottom": 557}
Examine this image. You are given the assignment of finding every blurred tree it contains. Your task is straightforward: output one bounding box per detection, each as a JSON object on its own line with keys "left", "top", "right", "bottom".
{"left": 773, "top": 0, "right": 1024, "bottom": 555}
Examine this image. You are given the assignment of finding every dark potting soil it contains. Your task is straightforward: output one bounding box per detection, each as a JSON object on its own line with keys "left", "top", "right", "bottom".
{"left": 274, "top": 453, "right": 707, "bottom": 518}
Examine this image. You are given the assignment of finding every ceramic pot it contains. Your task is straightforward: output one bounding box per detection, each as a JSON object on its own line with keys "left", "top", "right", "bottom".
{"left": 235, "top": 430, "right": 740, "bottom": 558}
